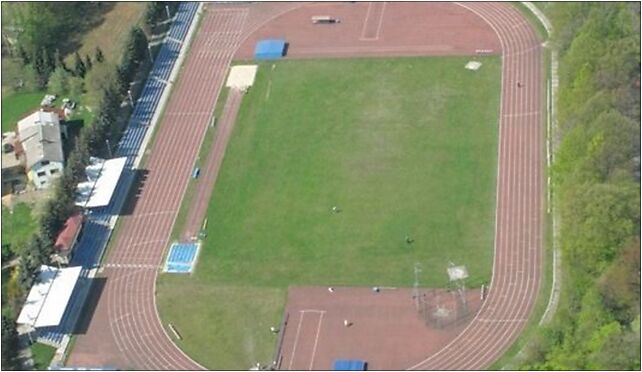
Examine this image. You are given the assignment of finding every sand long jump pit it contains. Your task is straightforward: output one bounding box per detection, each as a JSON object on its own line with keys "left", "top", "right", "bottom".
{"left": 277, "top": 286, "right": 482, "bottom": 370}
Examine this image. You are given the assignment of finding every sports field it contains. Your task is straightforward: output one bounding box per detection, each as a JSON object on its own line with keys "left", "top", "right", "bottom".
{"left": 157, "top": 56, "right": 501, "bottom": 369}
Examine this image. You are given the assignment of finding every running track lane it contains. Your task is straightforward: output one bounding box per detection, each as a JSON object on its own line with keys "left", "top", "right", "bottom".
{"left": 69, "top": 8, "right": 248, "bottom": 370}
{"left": 409, "top": 3, "right": 543, "bottom": 370}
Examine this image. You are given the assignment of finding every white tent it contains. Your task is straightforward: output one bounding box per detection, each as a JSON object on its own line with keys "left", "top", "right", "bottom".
{"left": 17, "top": 265, "right": 82, "bottom": 328}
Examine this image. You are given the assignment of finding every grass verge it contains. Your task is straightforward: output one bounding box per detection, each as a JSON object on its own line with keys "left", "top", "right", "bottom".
{"left": 31, "top": 343, "right": 57, "bottom": 370}
{"left": 513, "top": 2, "right": 550, "bottom": 41}
{"left": 158, "top": 56, "right": 502, "bottom": 369}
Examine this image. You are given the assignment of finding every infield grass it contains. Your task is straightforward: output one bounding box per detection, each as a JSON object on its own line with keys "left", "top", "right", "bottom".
{"left": 157, "top": 56, "right": 501, "bottom": 369}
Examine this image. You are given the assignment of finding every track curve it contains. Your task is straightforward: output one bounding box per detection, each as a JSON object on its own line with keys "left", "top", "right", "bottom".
{"left": 69, "top": 2, "right": 543, "bottom": 370}
{"left": 408, "top": 2, "right": 543, "bottom": 369}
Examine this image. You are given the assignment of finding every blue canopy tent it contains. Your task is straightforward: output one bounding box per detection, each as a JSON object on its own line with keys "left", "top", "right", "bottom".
{"left": 254, "top": 39, "right": 287, "bottom": 59}
{"left": 333, "top": 360, "right": 367, "bottom": 370}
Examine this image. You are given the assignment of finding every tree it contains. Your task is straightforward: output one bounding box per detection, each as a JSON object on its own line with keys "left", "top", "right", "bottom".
{"left": 40, "top": 199, "right": 63, "bottom": 244}
{"left": 145, "top": 2, "right": 163, "bottom": 29}
{"left": 31, "top": 47, "right": 48, "bottom": 88}
{"left": 519, "top": 3, "right": 640, "bottom": 370}
{"left": 68, "top": 76, "right": 84, "bottom": 99}
{"left": 47, "top": 67, "right": 71, "bottom": 95}
{"left": 18, "top": 62, "right": 39, "bottom": 91}
{"left": 5, "top": 267, "right": 23, "bottom": 312}
{"left": 598, "top": 239, "right": 641, "bottom": 323}
{"left": 1, "top": 315, "right": 20, "bottom": 370}
{"left": 66, "top": 141, "right": 89, "bottom": 183}
{"left": 84, "top": 62, "right": 118, "bottom": 108}
{"left": 129, "top": 27, "right": 149, "bottom": 64}
{"left": 117, "top": 27, "right": 149, "bottom": 95}
{"left": 95, "top": 46, "right": 105, "bottom": 63}
{"left": 6, "top": 3, "right": 86, "bottom": 61}
{"left": 17, "top": 44, "right": 29, "bottom": 65}
{"left": 25, "top": 234, "right": 47, "bottom": 269}
{"left": 74, "top": 51, "right": 86, "bottom": 78}
{"left": 44, "top": 47, "right": 55, "bottom": 73}
{"left": 54, "top": 48, "right": 67, "bottom": 71}
{"left": 17, "top": 252, "right": 34, "bottom": 291}
{"left": 85, "top": 54, "right": 93, "bottom": 71}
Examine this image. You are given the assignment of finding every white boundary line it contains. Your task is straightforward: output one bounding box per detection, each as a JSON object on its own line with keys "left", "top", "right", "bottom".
{"left": 360, "top": 2, "right": 386, "bottom": 41}
{"left": 359, "top": 2, "right": 374, "bottom": 40}
{"left": 308, "top": 311, "right": 325, "bottom": 370}
{"left": 287, "top": 310, "right": 326, "bottom": 370}
{"left": 288, "top": 313, "right": 305, "bottom": 370}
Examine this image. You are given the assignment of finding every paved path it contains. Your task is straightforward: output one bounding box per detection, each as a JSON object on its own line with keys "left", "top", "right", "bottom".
{"left": 182, "top": 89, "right": 244, "bottom": 240}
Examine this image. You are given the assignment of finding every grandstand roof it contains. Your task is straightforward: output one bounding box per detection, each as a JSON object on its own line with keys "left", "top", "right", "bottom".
{"left": 75, "top": 157, "right": 127, "bottom": 208}
{"left": 17, "top": 265, "right": 82, "bottom": 328}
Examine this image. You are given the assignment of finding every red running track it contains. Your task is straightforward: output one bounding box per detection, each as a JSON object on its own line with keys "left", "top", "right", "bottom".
{"left": 408, "top": 2, "right": 544, "bottom": 369}
{"left": 67, "top": 8, "right": 250, "bottom": 369}
{"left": 68, "top": 2, "right": 543, "bottom": 370}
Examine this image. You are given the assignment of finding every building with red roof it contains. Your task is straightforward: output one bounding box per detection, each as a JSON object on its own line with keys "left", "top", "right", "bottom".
{"left": 53, "top": 212, "right": 84, "bottom": 265}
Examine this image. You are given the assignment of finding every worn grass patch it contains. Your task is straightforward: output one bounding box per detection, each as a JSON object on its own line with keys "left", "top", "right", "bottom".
{"left": 157, "top": 56, "right": 501, "bottom": 369}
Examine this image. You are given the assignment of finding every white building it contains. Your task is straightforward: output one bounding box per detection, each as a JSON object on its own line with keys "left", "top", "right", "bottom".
{"left": 17, "top": 110, "right": 65, "bottom": 189}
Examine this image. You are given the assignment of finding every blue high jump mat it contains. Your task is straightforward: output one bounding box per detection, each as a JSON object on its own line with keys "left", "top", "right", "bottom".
{"left": 164, "top": 242, "right": 200, "bottom": 273}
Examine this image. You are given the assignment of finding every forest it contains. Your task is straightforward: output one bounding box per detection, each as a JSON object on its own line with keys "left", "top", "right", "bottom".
{"left": 520, "top": 3, "right": 640, "bottom": 370}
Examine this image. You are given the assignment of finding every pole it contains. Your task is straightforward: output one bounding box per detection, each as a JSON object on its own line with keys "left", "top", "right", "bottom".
{"left": 27, "top": 326, "right": 34, "bottom": 344}
{"left": 148, "top": 45, "right": 153, "bottom": 62}
{"left": 413, "top": 263, "right": 421, "bottom": 310}
{"left": 165, "top": 5, "right": 171, "bottom": 20}
{"left": 105, "top": 139, "right": 112, "bottom": 158}
{"left": 127, "top": 89, "right": 134, "bottom": 106}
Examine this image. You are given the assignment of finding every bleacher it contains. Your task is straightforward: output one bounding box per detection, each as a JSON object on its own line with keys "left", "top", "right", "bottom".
{"left": 36, "top": 2, "right": 199, "bottom": 347}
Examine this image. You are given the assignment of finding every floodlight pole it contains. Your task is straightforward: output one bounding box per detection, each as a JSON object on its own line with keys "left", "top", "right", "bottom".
{"left": 127, "top": 89, "right": 134, "bottom": 106}
{"left": 166, "top": 5, "right": 171, "bottom": 20}
{"left": 105, "top": 139, "right": 112, "bottom": 158}
{"left": 27, "top": 326, "right": 34, "bottom": 344}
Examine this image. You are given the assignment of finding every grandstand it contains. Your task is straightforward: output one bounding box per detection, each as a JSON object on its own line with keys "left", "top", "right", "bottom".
{"left": 36, "top": 2, "right": 200, "bottom": 346}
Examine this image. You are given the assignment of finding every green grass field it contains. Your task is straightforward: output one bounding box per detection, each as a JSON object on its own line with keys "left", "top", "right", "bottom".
{"left": 1, "top": 91, "right": 44, "bottom": 132}
{"left": 157, "top": 56, "right": 501, "bottom": 369}
{"left": 2, "top": 203, "right": 39, "bottom": 257}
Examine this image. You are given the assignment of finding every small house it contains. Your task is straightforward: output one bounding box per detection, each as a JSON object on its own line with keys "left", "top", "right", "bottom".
{"left": 17, "top": 110, "right": 65, "bottom": 189}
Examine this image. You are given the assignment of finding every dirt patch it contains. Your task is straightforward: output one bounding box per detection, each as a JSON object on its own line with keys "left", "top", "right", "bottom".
{"left": 278, "top": 286, "right": 482, "bottom": 370}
